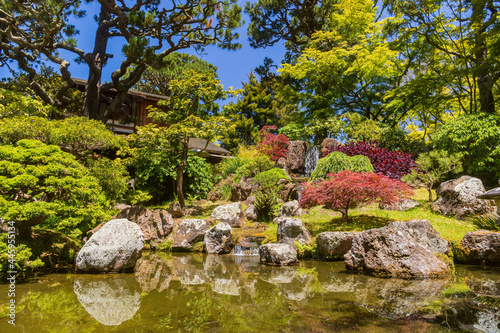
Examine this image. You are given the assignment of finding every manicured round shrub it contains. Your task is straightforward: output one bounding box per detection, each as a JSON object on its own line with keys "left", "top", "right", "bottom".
{"left": 310, "top": 151, "right": 374, "bottom": 180}
{"left": 254, "top": 168, "right": 290, "bottom": 188}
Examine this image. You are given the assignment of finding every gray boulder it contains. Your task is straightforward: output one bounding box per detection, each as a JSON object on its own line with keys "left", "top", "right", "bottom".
{"left": 344, "top": 220, "right": 451, "bottom": 278}
{"left": 379, "top": 198, "right": 420, "bottom": 211}
{"left": 287, "top": 141, "right": 309, "bottom": 175}
{"left": 278, "top": 200, "right": 302, "bottom": 217}
{"left": 432, "top": 176, "right": 493, "bottom": 219}
{"left": 172, "top": 219, "right": 210, "bottom": 251}
{"left": 76, "top": 219, "right": 144, "bottom": 273}
{"left": 211, "top": 202, "right": 245, "bottom": 227}
{"left": 259, "top": 243, "right": 298, "bottom": 266}
{"left": 385, "top": 220, "right": 450, "bottom": 255}
{"left": 114, "top": 206, "right": 173, "bottom": 245}
{"left": 204, "top": 222, "right": 234, "bottom": 254}
{"left": 316, "top": 232, "right": 358, "bottom": 260}
{"left": 243, "top": 204, "right": 258, "bottom": 221}
{"left": 456, "top": 230, "right": 500, "bottom": 265}
{"left": 277, "top": 218, "right": 312, "bottom": 246}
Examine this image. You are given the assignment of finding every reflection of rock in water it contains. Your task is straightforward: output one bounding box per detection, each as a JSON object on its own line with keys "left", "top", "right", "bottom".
{"left": 134, "top": 252, "right": 172, "bottom": 293}
{"left": 204, "top": 254, "right": 236, "bottom": 279}
{"left": 74, "top": 276, "right": 141, "bottom": 326}
{"left": 259, "top": 265, "right": 298, "bottom": 284}
{"left": 172, "top": 253, "right": 207, "bottom": 285}
{"left": 359, "top": 278, "right": 449, "bottom": 319}
{"left": 233, "top": 255, "right": 261, "bottom": 273}
{"left": 474, "top": 308, "right": 500, "bottom": 333}
{"left": 259, "top": 265, "right": 314, "bottom": 301}
{"left": 212, "top": 278, "right": 241, "bottom": 296}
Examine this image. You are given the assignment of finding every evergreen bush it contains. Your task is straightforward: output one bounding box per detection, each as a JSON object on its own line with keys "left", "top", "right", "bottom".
{"left": 310, "top": 151, "right": 373, "bottom": 180}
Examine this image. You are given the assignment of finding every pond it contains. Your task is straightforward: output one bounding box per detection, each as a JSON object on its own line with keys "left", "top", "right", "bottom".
{"left": 1, "top": 252, "right": 499, "bottom": 332}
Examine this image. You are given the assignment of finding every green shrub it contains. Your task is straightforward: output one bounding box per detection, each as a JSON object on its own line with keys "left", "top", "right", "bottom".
{"left": 254, "top": 168, "right": 290, "bottom": 188}
{"left": 85, "top": 157, "right": 130, "bottom": 201}
{"left": 310, "top": 151, "right": 373, "bottom": 180}
{"left": 234, "top": 154, "right": 274, "bottom": 181}
{"left": 0, "top": 235, "right": 44, "bottom": 273}
{"left": 0, "top": 139, "right": 110, "bottom": 240}
{"left": 127, "top": 190, "right": 153, "bottom": 205}
{"left": 254, "top": 188, "right": 281, "bottom": 222}
{"left": 350, "top": 155, "right": 375, "bottom": 173}
{"left": 218, "top": 157, "right": 248, "bottom": 178}
{"left": 469, "top": 215, "right": 500, "bottom": 231}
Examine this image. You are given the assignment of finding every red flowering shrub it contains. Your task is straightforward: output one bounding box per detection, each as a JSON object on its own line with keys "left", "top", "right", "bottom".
{"left": 326, "top": 141, "right": 416, "bottom": 180}
{"left": 299, "top": 171, "right": 414, "bottom": 223}
{"left": 257, "top": 125, "right": 289, "bottom": 162}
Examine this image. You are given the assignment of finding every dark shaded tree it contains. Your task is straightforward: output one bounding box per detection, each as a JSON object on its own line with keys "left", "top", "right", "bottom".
{"left": 0, "top": 0, "right": 242, "bottom": 121}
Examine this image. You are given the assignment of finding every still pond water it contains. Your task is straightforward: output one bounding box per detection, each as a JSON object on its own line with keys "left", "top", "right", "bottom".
{"left": 1, "top": 252, "right": 500, "bottom": 332}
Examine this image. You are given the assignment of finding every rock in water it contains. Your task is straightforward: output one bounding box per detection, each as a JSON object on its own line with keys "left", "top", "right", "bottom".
{"left": 259, "top": 243, "right": 298, "bottom": 266}
{"left": 172, "top": 219, "right": 211, "bottom": 251}
{"left": 456, "top": 230, "right": 500, "bottom": 265}
{"left": 76, "top": 219, "right": 144, "bottom": 273}
{"left": 204, "top": 222, "right": 234, "bottom": 254}
{"left": 211, "top": 202, "right": 245, "bottom": 227}
{"left": 316, "top": 232, "right": 358, "bottom": 260}
{"left": 114, "top": 206, "right": 173, "bottom": 245}
{"left": 344, "top": 220, "right": 451, "bottom": 278}
{"left": 432, "top": 176, "right": 493, "bottom": 219}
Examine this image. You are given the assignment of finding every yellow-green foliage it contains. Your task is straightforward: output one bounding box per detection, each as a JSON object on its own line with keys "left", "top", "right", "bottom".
{"left": 310, "top": 151, "right": 374, "bottom": 180}
{"left": 234, "top": 153, "right": 274, "bottom": 181}
{"left": 0, "top": 88, "right": 56, "bottom": 119}
{"left": 0, "top": 139, "right": 110, "bottom": 239}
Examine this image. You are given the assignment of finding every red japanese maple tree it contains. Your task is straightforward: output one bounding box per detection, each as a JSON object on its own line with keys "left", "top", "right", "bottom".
{"left": 299, "top": 171, "right": 414, "bottom": 223}
{"left": 256, "top": 125, "right": 289, "bottom": 162}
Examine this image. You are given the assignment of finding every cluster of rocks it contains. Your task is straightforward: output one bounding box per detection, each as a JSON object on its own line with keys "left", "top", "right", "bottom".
{"left": 75, "top": 173, "right": 500, "bottom": 278}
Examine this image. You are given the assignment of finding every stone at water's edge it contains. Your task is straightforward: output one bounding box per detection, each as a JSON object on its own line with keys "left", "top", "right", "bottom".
{"left": 276, "top": 218, "right": 312, "bottom": 246}
{"left": 287, "top": 141, "right": 309, "bottom": 175}
{"left": 76, "top": 219, "right": 144, "bottom": 273}
{"left": 259, "top": 243, "right": 298, "bottom": 266}
{"left": 172, "top": 219, "right": 211, "bottom": 251}
{"left": 344, "top": 220, "right": 451, "bottom": 278}
{"left": 456, "top": 230, "right": 500, "bottom": 266}
{"left": 316, "top": 232, "right": 358, "bottom": 260}
{"left": 113, "top": 206, "right": 173, "bottom": 245}
{"left": 432, "top": 176, "right": 493, "bottom": 219}
{"left": 204, "top": 222, "right": 234, "bottom": 254}
{"left": 211, "top": 202, "right": 245, "bottom": 227}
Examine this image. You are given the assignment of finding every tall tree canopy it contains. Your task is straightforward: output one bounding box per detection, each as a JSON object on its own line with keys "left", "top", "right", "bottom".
{"left": 0, "top": 0, "right": 242, "bottom": 121}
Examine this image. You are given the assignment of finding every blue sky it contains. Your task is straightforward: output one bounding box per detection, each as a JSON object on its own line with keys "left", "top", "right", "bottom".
{"left": 0, "top": 1, "right": 286, "bottom": 96}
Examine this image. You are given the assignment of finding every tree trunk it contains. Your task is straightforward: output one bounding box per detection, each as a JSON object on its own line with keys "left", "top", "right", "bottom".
{"left": 176, "top": 139, "right": 189, "bottom": 208}
{"left": 474, "top": 29, "right": 495, "bottom": 114}
{"left": 82, "top": 6, "right": 110, "bottom": 120}
{"left": 338, "top": 208, "right": 349, "bottom": 224}
{"left": 427, "top": 185, "right": 433, "bottom": 202}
